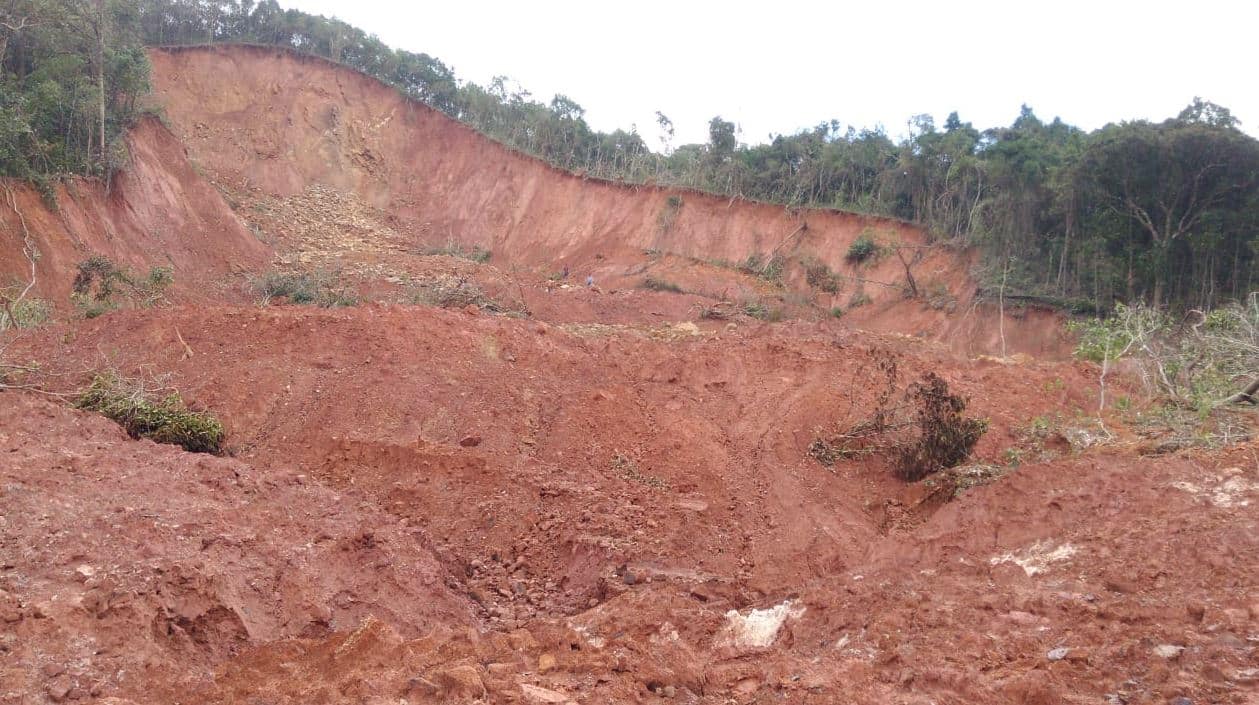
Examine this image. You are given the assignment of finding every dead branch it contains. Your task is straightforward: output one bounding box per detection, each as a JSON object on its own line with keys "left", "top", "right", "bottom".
{"left": 1222, "top": 377, "right": 1259, "bottom": 405}
{"left": 174, "top": 328, "right": 195, "bottom": 360}
{"left": 893, "top": 246, "right": 923, "bottom": 298}
{"left": 766, "top": 222, "right": 808, "bottom": 260}
{"left": 1, "top": 182, "right": 39, "bottom": 330}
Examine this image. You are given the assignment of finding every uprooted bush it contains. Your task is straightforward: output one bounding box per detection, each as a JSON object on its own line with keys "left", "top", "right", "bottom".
{"left": 890, "top": 373, "right": 989, "bottom": 480}
{"left": 252, "top": 270, "right": 359, "bottom": 307}
{"left": 75, "top": 374, "right": 225, "bottom": 454}
{"left": 809, "top": 351, "right": 987, "bottom": 481}
{"left": 803, "top": 256, "right": 841, "bottom": 293}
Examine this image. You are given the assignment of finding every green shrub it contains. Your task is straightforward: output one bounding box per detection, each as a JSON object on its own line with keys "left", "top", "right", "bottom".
{"left": 846, "top": 233, "right": 879, "bottom": 263}
{"left": 739, "top": 253, "right": 785, "bottom": 283}
{"left": 0, "top": 297, "right": 52, "bottom": 330}
{"left": 642, "top": 276, "right": 683, "bottom": 293}
{"left": 829, "top": 306, "right": 844, "bottom": 318}
{"left": 76, "top": 375, "right": 224, "bottom": 454}
{"left": 70, "top": 256, "right": 172, "bottom": 316}
{"left": 1070, "top": 297, "right": 1259, "bottom": 410}
{"left": 422, "top": 241, "right": 492, "bottom": 263}
{"left": 253, "top": 270, "right": 358, "bottom": 307}
{"left": 742, "top": 299, "right": 783, "bottom": 321}
{"left": 804, "top": 257, "right": 841, "bottom": 292}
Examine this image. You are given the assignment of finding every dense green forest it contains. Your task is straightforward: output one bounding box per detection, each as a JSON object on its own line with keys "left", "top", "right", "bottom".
{"left": 0, "top": 0, "right": 149, "bottom": 184}
{"left": 3, "top": 0, "right": 1257, "bottom": 311}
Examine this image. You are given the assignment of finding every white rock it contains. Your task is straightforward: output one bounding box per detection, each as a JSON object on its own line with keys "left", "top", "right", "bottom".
{"left": 520, "top": 683, "right": 570, "bottom": 704}
{"left": 1152, "top": 644, "right": 1185, "bottom": 659}
{"left": 720, "top": 600, "right": 804, "bottom": 649}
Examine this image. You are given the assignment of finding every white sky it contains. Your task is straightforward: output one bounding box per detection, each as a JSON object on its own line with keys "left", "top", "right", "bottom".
{"left": 281, "top": 0, "right": 1258, "bottom": 149}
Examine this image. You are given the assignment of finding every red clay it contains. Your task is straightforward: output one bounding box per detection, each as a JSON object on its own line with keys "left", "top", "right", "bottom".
{"left": 0, "top": 119, "right": 269, "bottom": 306}
{"left": 145, "top": 44, "right": 1070, "bottom": 358}
{"left": 1, "top": 43, "right": 1255, "bottom": 705}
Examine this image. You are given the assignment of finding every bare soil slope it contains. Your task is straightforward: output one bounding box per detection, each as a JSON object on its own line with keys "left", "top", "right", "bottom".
{"left": 7, "top": 302, "right": 1257, "bottom": 704}
{"left": 147, "top": 45, "right": 1067, "bottom": 357}
{"left": 0, "top": 119, "right": 270, "bottom": 306}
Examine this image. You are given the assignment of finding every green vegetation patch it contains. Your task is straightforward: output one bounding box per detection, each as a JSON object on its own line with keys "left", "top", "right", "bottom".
{"left": 846, "top": 233, "right": 880, "bottom": 264}
{"left": 252, "top": 270, "right": 358, "bottom": 307}
{"left": 739, "top": 253, "right": 785, "bottom": 283}
{"left": 72, "top": 256, "right": 172, "bottom": 317}
{"left": 76, "top": 375, "right": 224, "bottom": 454}
{"left": 422, "top": 242, "right": 492, "bottom": 263}
{"left": 0, "top": 296, "right": 51, "bottom": 330}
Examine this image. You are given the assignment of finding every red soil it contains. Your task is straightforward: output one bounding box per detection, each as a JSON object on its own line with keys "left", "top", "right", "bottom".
{"left": 0, "top": 119, "right": 269, "bottom": 306}
{"left": 1, "top": 43, "right": 1255, "bottom": 705}
{"left": 144, "top": 44, "right": 1069, "bottom": 358}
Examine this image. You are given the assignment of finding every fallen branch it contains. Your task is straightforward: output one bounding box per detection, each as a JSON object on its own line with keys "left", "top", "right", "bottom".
{"left": 174, "top": 328, "right": 195, "bottom": 360}
{"left": 1222, "top": 377, "right": 1259, "bottom": 405}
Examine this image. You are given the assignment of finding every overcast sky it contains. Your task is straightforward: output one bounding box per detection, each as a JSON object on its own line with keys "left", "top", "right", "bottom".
{"left": 281, "top": 0, "right": 1257, "bottom": 149}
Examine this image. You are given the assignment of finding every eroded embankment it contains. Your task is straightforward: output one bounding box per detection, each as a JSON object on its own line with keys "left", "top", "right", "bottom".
{"left": 145, "top": 44, "right": 1069, "bottom": 357}
{"left": 0, "top": 118, "right": 270, "bottom": 306}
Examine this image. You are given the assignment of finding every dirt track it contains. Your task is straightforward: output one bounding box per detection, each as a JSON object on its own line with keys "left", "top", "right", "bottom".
{"left": 2, "top": 44, "right": 1258, "bottom": 705}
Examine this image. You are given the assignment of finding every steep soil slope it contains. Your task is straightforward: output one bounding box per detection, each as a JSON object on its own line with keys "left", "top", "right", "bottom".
{"left": 147, "top": 45, "right": 1066, "bottom": 357}
{"left": 0, "top": 118, "right": 270, "bottom": 306}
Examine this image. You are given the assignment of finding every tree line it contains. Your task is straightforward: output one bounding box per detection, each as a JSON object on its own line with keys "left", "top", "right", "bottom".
{"left": 1, "top": 0, "right": 148, "bottom": 188}
{"left": 3, "top": 0, "right": 1257, "bottom": 312}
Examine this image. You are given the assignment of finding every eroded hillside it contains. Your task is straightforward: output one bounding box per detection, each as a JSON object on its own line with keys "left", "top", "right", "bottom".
{"left": 144, "top": 44, "right": 1067, "bottom": 357}
{"left": 1, "top": 44, "right": 1256, "bottom": 705}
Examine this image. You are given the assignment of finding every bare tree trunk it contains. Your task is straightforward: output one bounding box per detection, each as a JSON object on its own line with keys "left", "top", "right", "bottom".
{"left": 95, "top": 0, "right": 107, "bottom": 176}
{"left": 1057, "top": 204, "right": 1073, "bottom": 294}
{"left": 895, "top": 246, "right": 920, "bottom": 298}
{"left": 998, "top": 258, "right": 1009, "bottom": 360}
{"left": 1, "top": 183, "right": 38, "bottom": 330}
